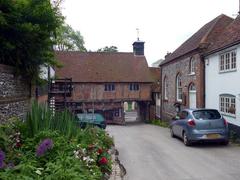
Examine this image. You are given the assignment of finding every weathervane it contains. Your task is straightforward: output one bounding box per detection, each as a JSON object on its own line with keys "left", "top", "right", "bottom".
{"left": 136, "top": 28, "right": 140, "bottom": 41}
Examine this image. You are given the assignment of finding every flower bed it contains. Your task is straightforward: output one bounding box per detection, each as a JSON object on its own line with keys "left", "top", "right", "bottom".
{"left": 0, "top": 102, "right": 113, "bottom": 179}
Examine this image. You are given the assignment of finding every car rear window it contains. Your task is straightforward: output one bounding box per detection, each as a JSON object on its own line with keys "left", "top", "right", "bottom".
{"left": 192, "top": 110, "right": 221, "bottom": 120}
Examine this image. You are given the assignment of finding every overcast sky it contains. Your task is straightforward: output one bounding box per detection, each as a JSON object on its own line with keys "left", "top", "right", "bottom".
{"left": 61, "top": 0, "right": 238, "bottom": 66}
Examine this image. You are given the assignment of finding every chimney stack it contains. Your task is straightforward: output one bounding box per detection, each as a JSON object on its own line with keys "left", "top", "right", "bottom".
{"left": 133, "top": 41, "right": 145, "bottom": 56}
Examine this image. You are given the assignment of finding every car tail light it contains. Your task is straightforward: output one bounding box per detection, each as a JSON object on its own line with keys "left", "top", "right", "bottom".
{"left": 223, "top": 118, "right": 228, "bottom": 126}
{"left": 188, "top": 119, "right": 196, "bottom": 127}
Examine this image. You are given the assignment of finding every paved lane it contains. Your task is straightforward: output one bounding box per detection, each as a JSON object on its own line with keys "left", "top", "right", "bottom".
{"left": 107, "top": 112, "right": 240, "bottom": 180}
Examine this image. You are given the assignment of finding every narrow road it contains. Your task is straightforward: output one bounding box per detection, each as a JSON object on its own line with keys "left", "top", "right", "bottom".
{"left": 107, "top": 112, "right": 240, "bottom": 180}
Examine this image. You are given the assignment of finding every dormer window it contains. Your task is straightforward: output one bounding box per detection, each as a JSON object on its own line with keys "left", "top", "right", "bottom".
{"left": 189, "top": 57, "right": 195, "bottom": 74}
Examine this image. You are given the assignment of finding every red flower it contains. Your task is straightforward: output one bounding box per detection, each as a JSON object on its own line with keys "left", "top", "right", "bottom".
{"left": 16, "top": 142, "right": 22, "bottom": 148}
{"left": 99, "top": 157, "right": 108, "bottom": 165}
{"left": 97, "top": 148, "right": 103, "bottom": 154}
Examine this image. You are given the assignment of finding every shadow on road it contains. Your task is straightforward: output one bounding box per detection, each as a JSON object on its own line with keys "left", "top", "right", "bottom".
{"left": 173, "top": 136, "right": 230, "bottom": 149}
{"left": 125, "top": 120, "right": 144, "bottom": 126}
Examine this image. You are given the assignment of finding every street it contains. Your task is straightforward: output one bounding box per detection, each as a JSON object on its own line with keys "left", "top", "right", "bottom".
{"left": 107, "top": 112, "right": 240, "bottom": 180}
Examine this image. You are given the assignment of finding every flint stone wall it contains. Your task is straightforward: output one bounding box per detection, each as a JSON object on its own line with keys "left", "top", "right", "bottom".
{"left": 0, "top": 64, "right": 31, "bottom": 123}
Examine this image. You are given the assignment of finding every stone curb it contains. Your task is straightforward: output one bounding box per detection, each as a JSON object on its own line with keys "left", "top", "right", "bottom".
{"left": 108, "top": 147, "right": 126, "bottom": 180}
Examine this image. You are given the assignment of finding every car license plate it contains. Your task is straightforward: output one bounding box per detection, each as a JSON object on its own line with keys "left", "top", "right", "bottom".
{"left": 207, "top": 134, "right": 220, "bottom": 139}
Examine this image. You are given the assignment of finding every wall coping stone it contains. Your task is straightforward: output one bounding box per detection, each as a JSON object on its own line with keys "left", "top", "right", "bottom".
{"left": 0, "top": 64, "right": 15, "bottom": 74}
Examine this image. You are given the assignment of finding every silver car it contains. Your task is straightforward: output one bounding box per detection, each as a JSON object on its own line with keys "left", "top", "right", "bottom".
{"left": 170, "top": 109, "right": 229, "bottom": 146}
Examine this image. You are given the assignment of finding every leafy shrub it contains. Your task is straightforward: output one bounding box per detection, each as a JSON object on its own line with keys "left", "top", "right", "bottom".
{"left": 150, "top": 119, "right": 169, "bottom": 128}
{"left": 0, "top": 103, "right": 114, "bottom": 179}
{"left": 229, "top": 130, "right": 240, "bottom": 144}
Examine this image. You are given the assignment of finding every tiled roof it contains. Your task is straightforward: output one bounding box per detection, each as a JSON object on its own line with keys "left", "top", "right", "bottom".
{"left": 55, "top": 51, "right": 154, "bottom": 83}
{"left": 149, "top": 67, "right": 161, "bottom": 81}
{"left": 161, "top": 14, "right": 233, "bottom": 65}
{"left": 206, "top": 15, "right": 240, "bottom": 54}
{"left": 149, "top": 67, "right": 161, "bottom": 92}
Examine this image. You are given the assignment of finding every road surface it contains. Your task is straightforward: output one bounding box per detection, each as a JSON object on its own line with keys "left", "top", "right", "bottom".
{"left": 107, "top": 112, "right": 240, "bottom": 180}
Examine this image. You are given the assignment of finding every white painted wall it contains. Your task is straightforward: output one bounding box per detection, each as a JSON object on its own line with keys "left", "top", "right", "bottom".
{"left": 39, "top": 65, "right": 55, "bottom": 80}
{"left": 205, "top": 44, "right": 240, "bottom": 126}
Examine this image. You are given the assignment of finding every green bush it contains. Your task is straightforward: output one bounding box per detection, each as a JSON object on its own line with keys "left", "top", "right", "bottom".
{"left": 150, "top": 119, "right": 169, "bottom": 128}
{"left": 229, "top": 130, "right": 240, "bottom": 144}
{"left": 0, "top": 103, "right": 114, "bottom": 179}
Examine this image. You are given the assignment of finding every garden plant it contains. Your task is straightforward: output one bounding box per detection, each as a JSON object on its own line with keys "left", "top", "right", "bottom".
{"left": 0, "top": 102, "right": 113, "bottom": 179}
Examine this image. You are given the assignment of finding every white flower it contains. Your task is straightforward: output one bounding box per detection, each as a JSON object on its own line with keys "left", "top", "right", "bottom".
{"left": 35, "top": 169, "right": 42, "bottom": 175}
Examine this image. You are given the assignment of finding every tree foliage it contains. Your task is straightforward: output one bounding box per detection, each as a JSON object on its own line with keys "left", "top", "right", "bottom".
{"left": 54, "top": 24, "right": 87, "bottom": 52}
{"left": 0, "top": 0, "right": 63, "bottom": 82}
{"left": 97, "top": 46, "right": 118, "bottom": 52}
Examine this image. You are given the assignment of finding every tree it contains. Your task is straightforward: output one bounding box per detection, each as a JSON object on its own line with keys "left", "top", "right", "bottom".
{"left": 97, "top": 46, "right": 118, "bottom": 52}
{"left": 54, "top": 24, "right": 87, "bottom": 52}
{"left": 0, "top": 0, "right": 63, "bottom": 82}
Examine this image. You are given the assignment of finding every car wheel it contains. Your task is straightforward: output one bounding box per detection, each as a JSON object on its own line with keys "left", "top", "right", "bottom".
{"left": 183, "top": 132, "right": 191, "bottom": 146}
{"left": 170, "top": 128, "right": 175, "bottom": 138}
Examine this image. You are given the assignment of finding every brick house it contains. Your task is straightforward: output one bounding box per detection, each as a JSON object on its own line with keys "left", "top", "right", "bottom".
{"left": 160, "top": 14, "right": 233, "bottom": 121}
{"left": 54, "top": 41, "right": 154, "bottom": 124}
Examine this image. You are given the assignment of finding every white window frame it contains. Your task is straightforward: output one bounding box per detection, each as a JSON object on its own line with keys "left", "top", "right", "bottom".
{"left": 176, "top": 74, "right": 182, "bottom": 102}
{"left": 219, "top": 94, "right": 236, "bottom": 117}
{"left": 164, "top": 77, "right": 168, "bottom": 100}
{"left": 189, "top": 57, "right": 195, "bottom": 75}
{"left": 219, "top": 50, "right": 237, "bottom": 73}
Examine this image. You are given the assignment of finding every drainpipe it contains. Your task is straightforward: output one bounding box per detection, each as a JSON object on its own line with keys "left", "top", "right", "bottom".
{"left": 201, "top": 55, "right": 206, "bottom": 108}
{"left": 160, "top": 66, "right": 163, "bottom": 120}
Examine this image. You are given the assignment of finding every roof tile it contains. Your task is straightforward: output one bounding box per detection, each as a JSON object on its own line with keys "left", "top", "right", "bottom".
{"left": 161, "top": 14, "right": 233, "bottom": 65}
{"left": 55, "top": 51, "right": 154, "bottom": 83}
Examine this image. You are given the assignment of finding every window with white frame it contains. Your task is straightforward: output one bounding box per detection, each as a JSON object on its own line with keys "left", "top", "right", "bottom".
{"left": 189, "top": 57, "right": 195, "bottom": 74}
{"left": 176, "top": 73, "right": 182, "bottom": 101}
{"left": 219, "top": 50, "right": 237, "bottom": 72}
{"left": 219, "top": 94, "right": 236, "bottom": 116}
{"left": 164, "top": 76, "right": 168, "bottom": 100}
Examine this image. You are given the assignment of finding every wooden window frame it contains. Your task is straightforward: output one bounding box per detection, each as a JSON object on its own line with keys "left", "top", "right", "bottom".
{"left": 219, "top": 50, "right": 237, "bottom": 73}
{"left": 219, "top": 94, "right": 236, "bottom": 117}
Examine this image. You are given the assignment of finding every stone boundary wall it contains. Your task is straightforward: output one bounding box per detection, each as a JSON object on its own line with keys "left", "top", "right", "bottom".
{"left": 0, "top": 64, "right": 31, "bottom": 123}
